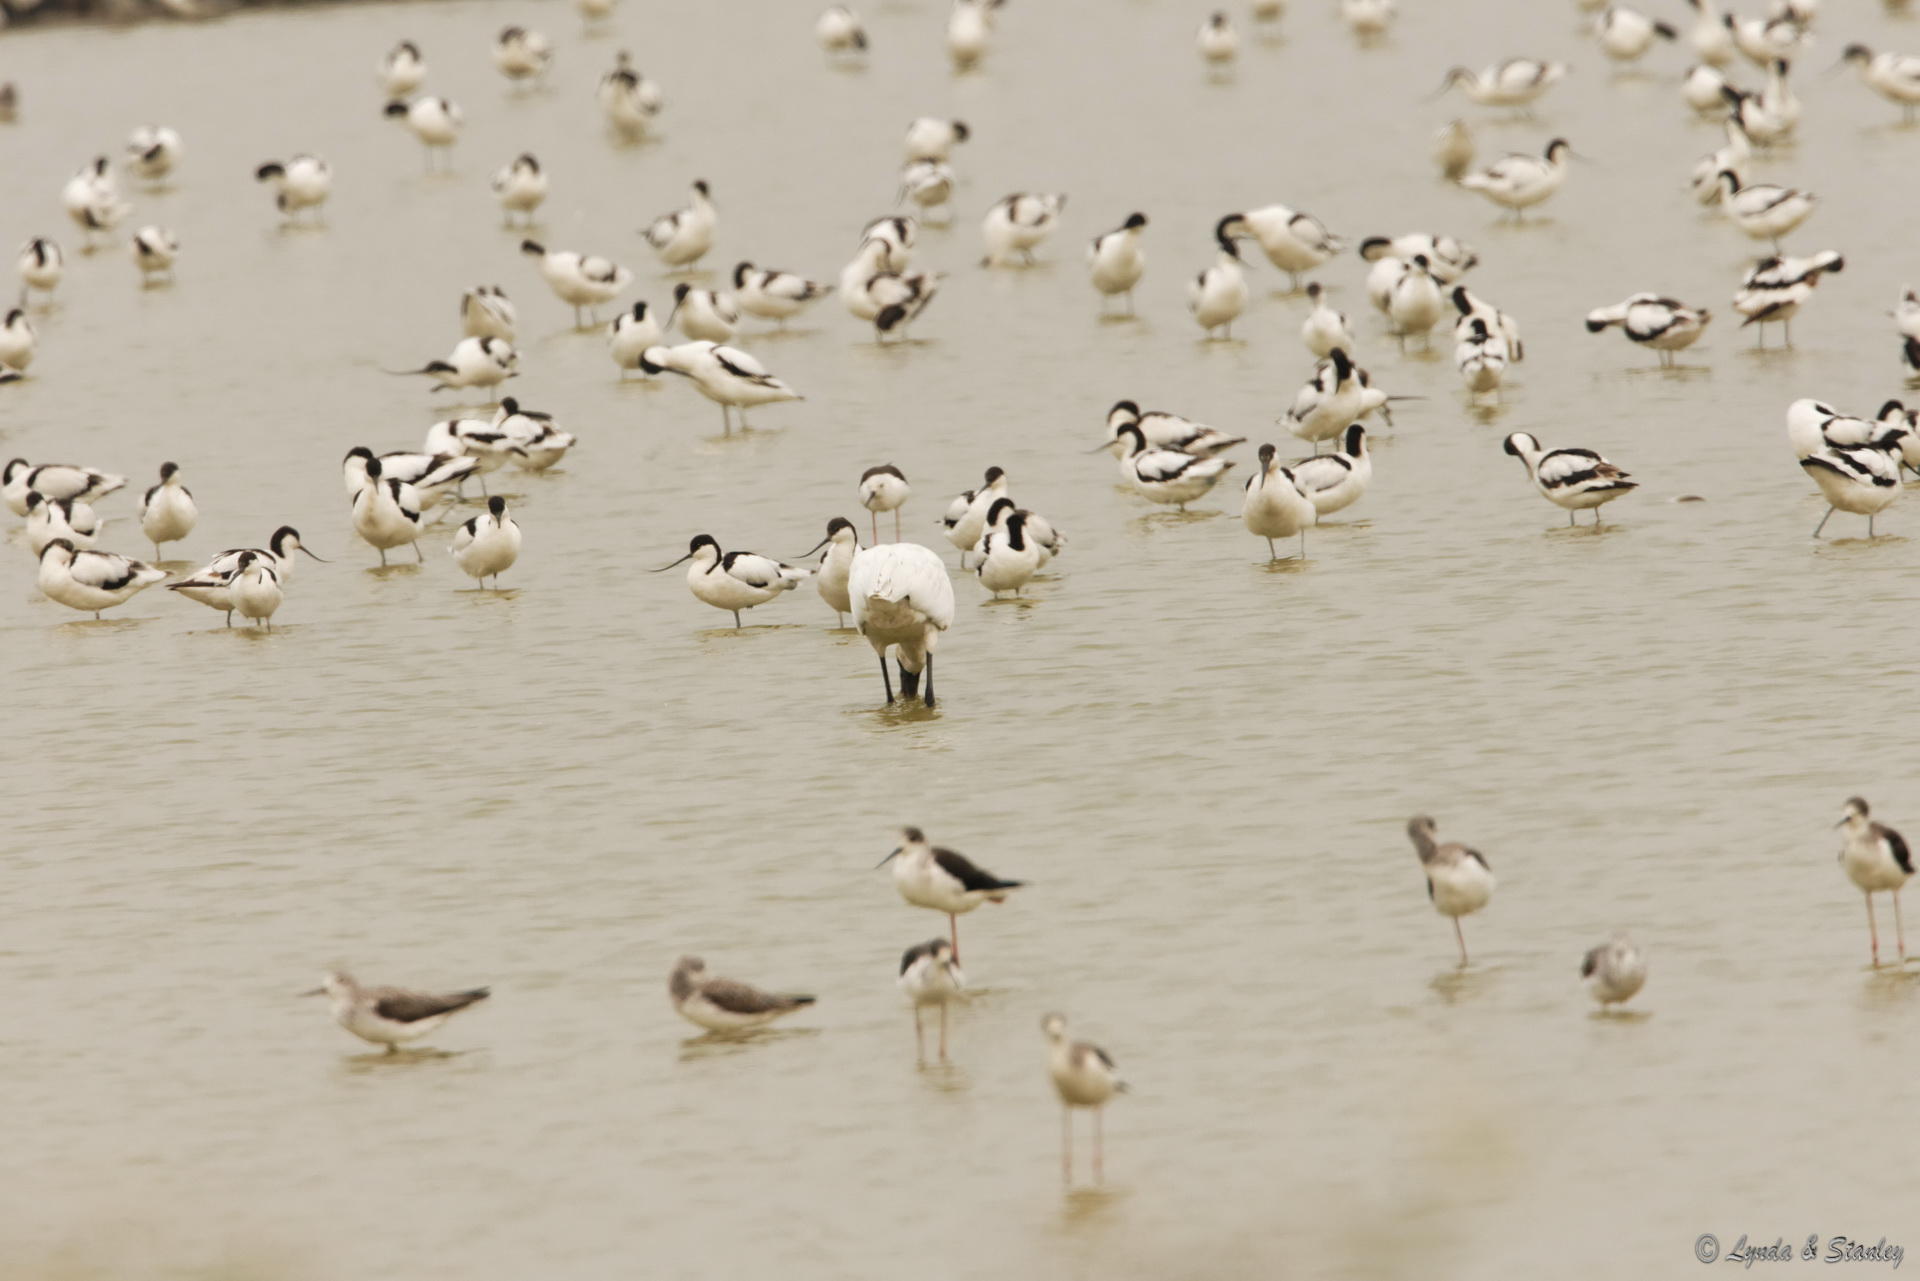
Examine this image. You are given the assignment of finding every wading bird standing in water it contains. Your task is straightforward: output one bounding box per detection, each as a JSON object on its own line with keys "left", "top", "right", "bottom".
{"left": 1407, "top": 814, "right": 1494, "bottom": 965}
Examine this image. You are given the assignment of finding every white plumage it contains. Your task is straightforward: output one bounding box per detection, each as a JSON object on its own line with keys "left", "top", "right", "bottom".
{"left": 849, "top": 544, "right": 954, "bottom": 706}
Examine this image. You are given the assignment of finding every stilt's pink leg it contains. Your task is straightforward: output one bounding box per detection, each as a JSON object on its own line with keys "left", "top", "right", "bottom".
{"left": 1868, "top": 894, "right": 1881, "bottom": 967}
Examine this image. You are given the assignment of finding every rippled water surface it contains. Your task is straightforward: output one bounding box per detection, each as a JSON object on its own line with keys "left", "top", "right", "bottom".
{"left": 5, "top": 0, "right": 1920, "bottom": 1276}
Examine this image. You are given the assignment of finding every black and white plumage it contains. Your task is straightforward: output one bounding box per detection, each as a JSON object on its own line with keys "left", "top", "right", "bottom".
{"left": 450, "top": 496, "right": 522, "bottom": 589}
{"left": 732, "top": 262, "right": 832, "bottom": 326}
{"left": 940, "top": 466, "right": 1007, "bottom": 560}
{"left": 493, "top": 397, "right": 575, "bottom": 473}
{"left": 1438, "top": 58, "right": 1567, "bottom": 107}
{"left": 638, "top": 341, "right": 801, "bottom": 433}
{"left": 231, "top": 554, "right": 283, "bottom": 630}
{"left": 1455, "top": 317, "right": 1507, "bottom": 400}
{"left": 642, "top": 180, "right": 717, "bottom": 271}
{"left": 1800, "top": 442, "right": 1902, "bottom": 538}
{"left": 343, "top": 445, "right": 479, "bottom": 507}
{"left": 461, "top": 285, "right": 517, "bottom": 343}
{"left": 1896, "top": 288, "right": 1920, "bottom": 373}
{"left": 654, "top": 533, "right": 806, "bottom": 628}
{"left": 18, "top": 236, "right": 64, "bottom": 300}
{"left": 61, "top": 157, "right": 130, "bottom": 245}
{"left": 1242, "top": 443, "right": 1315, "bottom": 560}
{"left": 350, "top": 457, "right": 425, "bottom": 565}
{"left": 897, "top": 159, "right": 956, "bottom": 221}
{"left": 1691, "top": 119, "right": 1751, "bottom": 206}
{"left": 668, "top": 956, "right": 814, "bottom": 1035}
{"left": 1386, "top": 254, "right": 1444, "bottom": 350}
{"left": 1087, "top": 212, "right": 1147, "bottom": 314}
{"left": 1358, "top": 232, "right": 1478, "bottom": 283}
{"left": 1457, "top": 138, "right": 1571, "bottom": 217}
{"left": 1585, "top": 293, "right": 1712, "bottom": 365}
{"left": 1301, "top": 282, "right": 1355, "bottom": 358}
{"left": 1103, "top": 400, "right": 1244, "bottom": 458}
{"left": 878, "top": 827, "right": 1024, "bottom": 961}
{"left": 492, "top": 25, "right": 553, "bottom": 84}
{"left": 1450, "top": 285, "right": 1523, "bottom": 361}
{"left": 1837, "top": 797, "right": 1913, "bottom": 967}
{"left": 1408, "top": 815, "right": 1494, "bottom": 966}
{"left": 1724, "top": 11, "right": 1806, "bottom": 67}
{"left": 1198, "top": 10, "right": 1238, "bottom": 63}
{"left": 1733, "top": 251, "right": 1843, "bottom": 348}
{"left": 170, "top": 526, "right": 324, "bottom": 626}
{"left": 608, "top": 301, "right": 663, "bottom": 378}
{"left": 1784, "top": 399, "right": 1911, "bottom": 462}
{"left": 1280, "top": 347, "right": 1394, "bottom": 450}
{"left": 858, "top": 464, "right": 910, "bottom": 543}
{"left": 1502, "top": 431, "right": 1637, "bottom": 526}
{"left": 130, "top": 226, "right": 178, "bottom": 284}
{"left": 521, "top": 239, "right": 632, "bottom": 327}
{"left": 839, "top": 236, "right": 941, "bottom": 341}
{"left": 1042, "top": 1012, "right": 1127, "bottom": 1186}
{"left": 904, "top": 116, "right": 969, "bottom": 162}
{"left": 981, "top": 192, "right": 1067, "bottom": 267}
{"left": 598, "top": 51, "right": 664, "bottom": 138}
{"left": 138, "top": 461, "right": 196, "bottom": 557}
{"left": 1842, "top": 44, "right": 1920, "bottom": 122}
{"left": 1715, "top": 171, "right": 1814, "bottom": 247}
{"left": 816, "top": 5, "right": 869, "bottom": 56}
{"left": 0, "top": 307, "right": 36, "bottom": 372}
{"left": 379, "top": 39, "right": 427, "bottom": 97}
{"left": 899, "top": 938, "right": 964, "bottom": 1063}
{"left": 254, "top": 155, "right": 331, "bottom": 222}
{"left": 1581, "top": 935, "right": 1648, "bottom": 1009}
{"left": 1593, "top": 6, "right": 1677, "bottom": 61}
{"left": 24, "top": 492, "right": 100, "bottom": 555}
{"left": 125, "top": 124, "right": 183, "bottom": 182}
{"left": 976, "top": 509, "right": 1041, "bottom": 597}
{"left": 1220, "top": 203, "right": 1343, "bottom": 290}
{"left": 849, "top": 543, "right": 954, "bottom": 707}
{"left": 1288, "top": 423, "right": 1371, "bottom": 517}
{"left": 4, "top": 459, "right": 123, "bottom": 515}
{"left": 983, "top": 494, "right": 1064, "bottom": 568}
{"left": 1189, "top": 219, "right": 1248, "bottom": 339}
{"left": 489, "top": 153, "right": 547, "bottom": 227}
{"left": 382, "top": 95, "right": 462, "bottom": 170}
{"left": 667, "top": 282, "right": 738, "bottom": 343}
{"left": 796, "top": 516, "right": 859, "bottom": 626}
{"left": 306, "top": 971, "right": 489, "bottom": 1053}
{"left": 36, "top": 540, "right": 168, "bottom": 619}
{"left": 1107, "top": 424, "right": 1237, "bottom": 510}
{"left": 391, "top": 336, "right": 518, "bottom": 396}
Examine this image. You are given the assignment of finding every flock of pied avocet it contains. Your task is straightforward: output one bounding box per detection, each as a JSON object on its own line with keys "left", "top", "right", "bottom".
{"left": 7, "top": 0, "right": 1920, "bottom": 1187}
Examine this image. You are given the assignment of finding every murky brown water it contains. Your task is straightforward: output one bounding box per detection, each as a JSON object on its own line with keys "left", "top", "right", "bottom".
{"left": 4, "top": 0, "right": 1920, "bottom": 1276}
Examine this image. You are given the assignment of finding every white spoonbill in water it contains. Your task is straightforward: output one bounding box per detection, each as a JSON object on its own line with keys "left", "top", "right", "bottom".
{"left": 848, "top": 542, "right": 953, "bottom": 707}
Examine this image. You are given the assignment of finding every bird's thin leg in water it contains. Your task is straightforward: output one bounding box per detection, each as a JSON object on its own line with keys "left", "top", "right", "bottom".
{"left": 1812, "top": 506, "right": 1836, "bottom": 538}
{"left": 1895, "top": 890, "right": 1908, "bottom": 962}
{"left": 880, "top": 655, "right": 895, "bottom": 703}
{"left": 949, "top": 913, "right": 960, "bottom": 963}
{"left": 913, "top": 1005, "right": 924, "bottom": 1062}
{"left": 923, "top": 654, "right": 935, "bottom": 707}
{"left": 1455, "top": 917, "right": 1470, "bottom": 966}
{"left": 1093, "top": 1108, "right": 1105, "bottom": 1184}
{"left": 938, "top": 1002, "right": 949, "bottom": 1062}
{"left": 1061, "top": 1108, "right": 1073, "bottom": 1184}
{"left": 1867, "top": 892, "right": 1881, "bottom": 966}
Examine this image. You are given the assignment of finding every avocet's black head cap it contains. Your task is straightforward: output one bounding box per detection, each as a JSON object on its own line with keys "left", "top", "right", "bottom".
{"left": 487, "top": 495, "right": 507, "bottom": 516}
